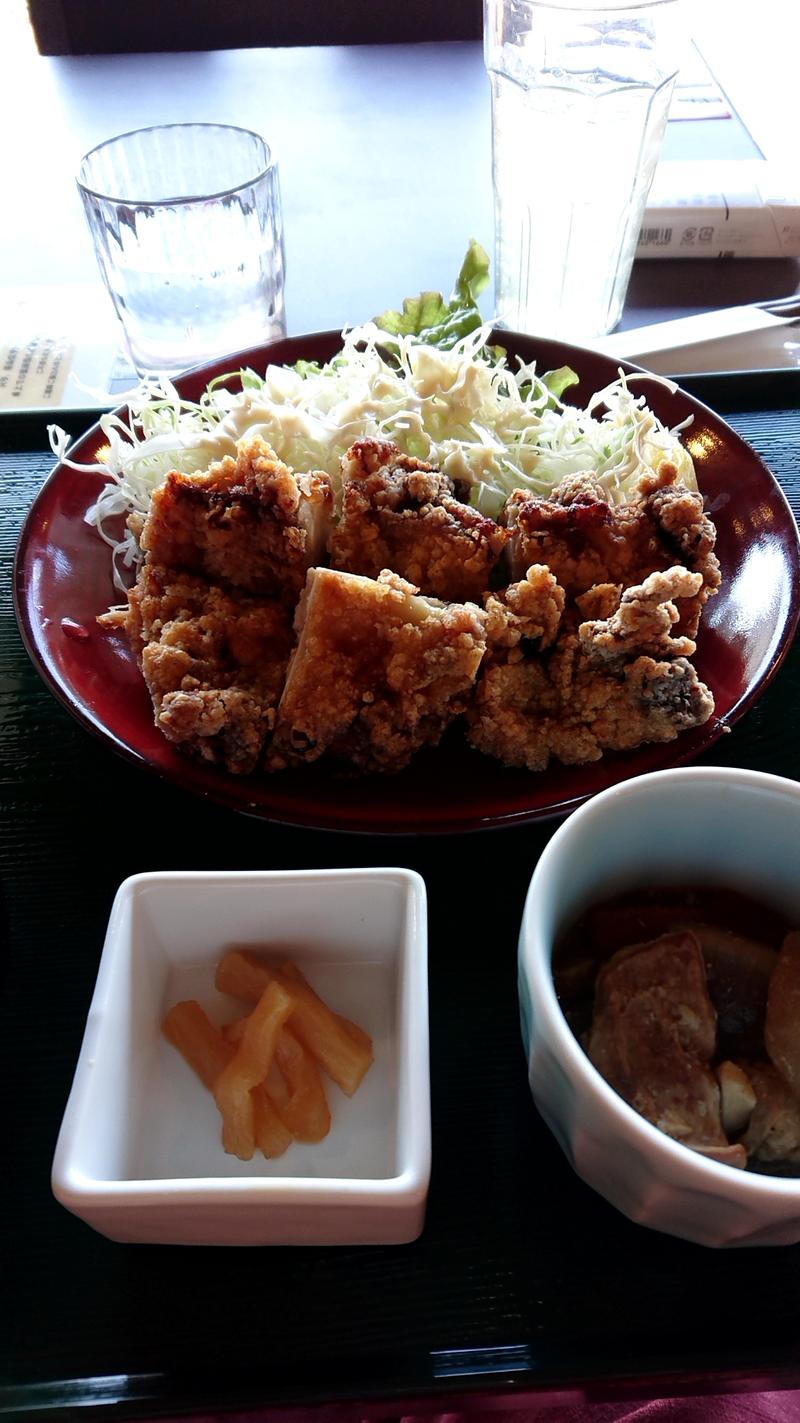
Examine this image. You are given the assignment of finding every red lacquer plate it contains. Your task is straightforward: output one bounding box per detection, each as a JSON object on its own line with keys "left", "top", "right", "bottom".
{"left": 13, "top": 330, "right": 800, "bottom": 835}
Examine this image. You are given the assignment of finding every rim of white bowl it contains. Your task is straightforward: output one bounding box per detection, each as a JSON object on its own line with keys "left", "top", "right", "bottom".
{"left": 523, "top": 765, "right": 800, "bottom": 1202}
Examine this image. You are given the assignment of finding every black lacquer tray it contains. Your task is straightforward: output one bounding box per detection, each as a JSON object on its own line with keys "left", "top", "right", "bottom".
{"left": 2, "top": 371, "right": 800, "bottom": 1422}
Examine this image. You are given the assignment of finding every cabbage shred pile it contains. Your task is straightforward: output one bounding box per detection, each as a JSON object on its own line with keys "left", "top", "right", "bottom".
{"left": 49, "top": 248, "right": 695, "bottom": 593}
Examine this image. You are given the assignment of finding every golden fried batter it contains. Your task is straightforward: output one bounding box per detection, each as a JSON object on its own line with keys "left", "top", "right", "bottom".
{"left": 505, "top": 467, "right": 720, "bottom": 637}
{"left": 330, "top": 437, "right": 509, "bottom": 601}
{"left": 106, "top": 428, "right": 721, "bottom": 784}
{"left": 269, "top": 566, "right": 487, "bottom": 773}
{"left": 125, "top": 563, "right": 294, "bottom": 774}
{"left": 139, "top": 435, "right": 333, "bottom": 602}
{"left": 578, "top": 566, "right": 703, "bottom": 663}
{"left": 481, "top": 563, "right": 565, "bottom": 652}
{"left": 466, "top": 567, "right": 715, "bottom": 772}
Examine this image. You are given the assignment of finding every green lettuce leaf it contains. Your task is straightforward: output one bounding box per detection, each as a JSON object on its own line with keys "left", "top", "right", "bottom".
{"left": 374, "top": 239, "right": 490, "bottom": 350}
{"left": 542, "top": 366, "right": 580, "bottom": 400}
{"left": 293, "top": 359, "right": 323, "bottom": 378}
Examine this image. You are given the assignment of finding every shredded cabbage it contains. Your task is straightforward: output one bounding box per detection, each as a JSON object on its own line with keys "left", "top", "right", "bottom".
{"left": 49, "top": 321, "right": 695, "bottom": 593}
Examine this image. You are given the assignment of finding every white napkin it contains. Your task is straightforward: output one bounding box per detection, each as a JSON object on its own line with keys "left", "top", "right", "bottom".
{"left": 587, "top": 305, "right": 800, "bottom": 374}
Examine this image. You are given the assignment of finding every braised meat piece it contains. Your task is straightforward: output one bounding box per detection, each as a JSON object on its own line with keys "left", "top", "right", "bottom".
{"left": 740, "top": 1060, "right": 800, "bottom": 1167}
{"left": 682, "top": 925, "right": 777, "bottom": 1058}
{"left": 269, "top": 566, "right": 487, "bottom": 774}
{"left": 765, "top": 930, "right": 800, "bottom": 1096}
{"left": 139, "top": 435, "right": 333, "bottom": 602}
{"left": 125, "top": 563, "right": 294, "bottom": 774}
{"left": 587, "top": 931, "right": 732, "bottom": 1154}
{"left": 504, "top": 466, "right": 720, "bottom": 638}
{"left": 329, "top": 437, "right": 509, "bottom": 601}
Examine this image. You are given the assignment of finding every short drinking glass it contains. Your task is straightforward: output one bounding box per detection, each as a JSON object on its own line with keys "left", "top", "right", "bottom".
{"left": 484, "top": 0, "right": 681, "bottom": 339}
{"left": 77, "top": 123, "right": 286, "bottom": 375}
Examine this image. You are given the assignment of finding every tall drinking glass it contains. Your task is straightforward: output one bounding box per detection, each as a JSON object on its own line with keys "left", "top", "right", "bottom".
{"left": 484, "top": 0, "right": 681, "bottom": 339}
{"left": 77, "top": 123, "right": 286, "bottom": 376}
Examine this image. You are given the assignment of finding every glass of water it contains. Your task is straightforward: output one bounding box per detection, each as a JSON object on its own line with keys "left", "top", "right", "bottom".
{"left": 484, "top": 0, "right": 681, "bottom": 340}
{"left": 77, "top": 123, "right": 286, "bottom": 375}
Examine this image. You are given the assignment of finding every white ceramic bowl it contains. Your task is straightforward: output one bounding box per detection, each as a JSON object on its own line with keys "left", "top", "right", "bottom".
{"left": 52, "top": 867, "right": 430, "bottom": 1246}
{"left": 519, "top": 767, "right": 800, "bottom": 1248}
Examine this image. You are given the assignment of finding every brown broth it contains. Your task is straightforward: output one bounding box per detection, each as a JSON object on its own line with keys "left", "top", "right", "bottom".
{"left": 555, "top": 885, "right": 800, "bottom": 1176}
{"left": 556, "top": 884, "right": 790, "bottom": 1016}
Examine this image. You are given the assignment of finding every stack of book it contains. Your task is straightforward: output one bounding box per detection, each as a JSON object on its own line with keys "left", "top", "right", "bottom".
{"left": 638, "top": 161, "right": 800, "bottom": 260}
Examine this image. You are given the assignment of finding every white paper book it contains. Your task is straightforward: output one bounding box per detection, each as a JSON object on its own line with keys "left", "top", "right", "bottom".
{"left": 637, "top": 161, "right": 800, "bottom": 260}
{"left": 0, "top": 285, "right": 137, "bottom": 413}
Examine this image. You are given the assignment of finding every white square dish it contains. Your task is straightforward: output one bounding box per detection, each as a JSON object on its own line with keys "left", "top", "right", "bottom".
{"left": 52, "top": 867, "right": 430, "bottom": 1246}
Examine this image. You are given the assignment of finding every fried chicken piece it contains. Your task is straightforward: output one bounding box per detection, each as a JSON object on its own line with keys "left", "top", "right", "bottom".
{"left": 468, "top": 650, "right": 713, "bottom": 771}
{"left": 587, "top": 931, "right": 732, "bottom": 1155}
{"left": 139, "top": 435, "right": 333, "bottom": 602}
{"left": 269, "top": 566, "right": 487, "bottom": 774}
{"left": 482, "top": 563, "right": 565, "bottom": 652}
{"left": 329, "top": 437, "right": 509, "bottom": 601}
{"left": 504, "top": 466, "right": 720, "bottom": 637}
{"left": 466, "top": 567, "right": 715, "bottom": 772}
{"left": 573, "top": 582, "right": 624, "bottom": 622}
{"left": 578, "top": 567, "right": 703, "bottom": 663}
{"left": 125, "top": 563, "right": 294, "bottom": 774}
